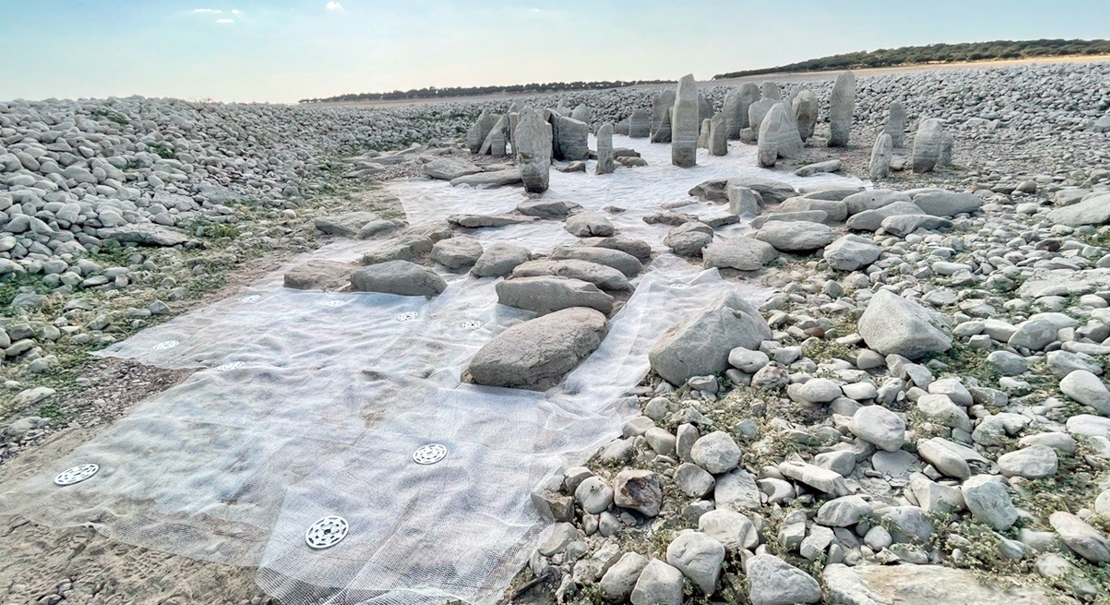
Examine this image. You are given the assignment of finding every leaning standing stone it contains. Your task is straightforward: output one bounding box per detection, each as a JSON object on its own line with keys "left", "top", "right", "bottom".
{"left": 709, "top": 112, "right": 727, "bottom": 156}
{"left": 516, "top": 108, "right": 552, "bottom": 194}
{"left": 828, "top": 71, "right": 855, "bottom": 147}
{"left": 869, "top": 133, "right": 893, "bottom": 180}
{"left": 467, "top": 109, "right": 495, "bottom": 153}
{"left": 884, "top": 101, "right": 907, "bottom": 148}
{"left": 792, "top": 90, "right": 818, "bottom": 142}
{"left": 552, "top": 115, "right": 590, "bottom": 161}
{"left": 596, "top": 123, "right": 616, "bottom": 175}
{"left": 671, "top": 74, "right": 699, "bottom": 168}
{"left": 651, "top": 90, "right": 676, "bottom": 143}
{"left": 912, "top": 118, "right": 947, "bottom": 173}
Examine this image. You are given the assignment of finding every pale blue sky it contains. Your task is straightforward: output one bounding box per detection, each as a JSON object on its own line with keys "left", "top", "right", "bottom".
{"left": 1, "top": 1, "right": 1107, "bottom": 103}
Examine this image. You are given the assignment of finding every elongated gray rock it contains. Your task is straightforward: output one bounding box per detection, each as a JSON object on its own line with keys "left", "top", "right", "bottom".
{"left": 596, "top": 123, "right": 615, "bottom": 175}
{"left": 792, "top": 90, "right": 818, "bottom": 142}
{"left": 552, "top": 115, "right": 590, "bottom": 161}
{"left": 467, "top": 307, "right": 609, "bottom": 390}
{"left": 628, "top": 109, "right": 650, "bottom": 138}
{"left": 757, "top": 103, "right": 803, "bottom": 167}
{"left": 466, "top": 109, "right": 495, "bottom": 153}
{"left": 703, "top": 236, "right": 777, "bottom": 271}
{"left": 649, "top": 291, "right": 771, "bottom": 385}
{"left": 884, "top": 101, "right": 907, "bottom": 148}
{"left": 424, "top": 157, "right": 481, "bottom": 181}
{"left": 755, "top": 221, "right": 833, "bottom": 252}
{"left": 479, "top": 114, "right": 509, "bottom": 157}
{"left": 824, "top": 234, "right": 882, "bottom": 271}
{"left": 672, "top": 75, "right": 699, "bottom": 168}
{"left": 565, "top": 211, "right": 615, "bottom": 237}
{"left": 666, "top": 532, "right": 724, "bottom": 594}
{"left": 912, "top": 118, "right": 947, "bottom": 173}
{"left": 512, "top": 259, "right": 628, "bottom": 291}
{"left": 722, "top": 88, "right": 746, "bottom": 139}
{"left": 747, "top": 99, "right": 775, "bottom": 137}
{"left": 651, "top": 90, "right": 675, "bottom": 143}
{"left": 284, "top": 260, "right": 357, "bottom": 291}
{"left": 858, "top": 289, "right": 951, "bottom": 359}
{"left": 747, "top": 555, "right": 821, "bottom": 605}
{"left": 471, "top": 243, "right": 531, "bottom": 277}
{"left": 828, "top": 71, "right": 856, "bottom": 147}
{"left": 708, "top": 112, "right": 727, "bottom": 156}
{"left": 350, "top": 260, "right": 447, "bottom": 298}
{"left": 1047, "top": 192, "right": 1110, "bottom": 227}
{"left": 870, "top": 133, "right": 893, "bottom": 180}
{"left": 551, "top": 246, "right": 642, "bottom": 277}
{"left": 496, "top": 276, "right": 614, "bottom": 315}
{"left": 516, "top": 108, "right": 552, "bottom": 194}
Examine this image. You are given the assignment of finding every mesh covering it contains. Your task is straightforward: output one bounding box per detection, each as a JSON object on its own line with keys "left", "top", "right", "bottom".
{"left": 0, "top": 137, "right": 862, "bottom": 605}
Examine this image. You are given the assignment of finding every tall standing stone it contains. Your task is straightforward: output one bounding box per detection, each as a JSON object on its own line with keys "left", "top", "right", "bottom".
{"left": 747, "top": 99, "right": 775, "bottom": 138}
{"left": 828, "top": 71, "right": 856, "bottom": 147}
{"left": 629, "top": 109, "right": 651, "bottom": 138}
{"left": 698, "top": 93, "right": 712, "bottom": 123}
{"left": 912, "top": 118, "right": 947, "bottom": 173}
{"left": 884, "top": 101, "right": 907, "bottom": 148}
{"left": 792, "top": 90, "right": 818, "bottom": 142}
{"left": 757, "top": 103, "right": 803, "bottom": 168}
{"left": 722, "top": 89, "right": 745, "bottom": 139}
{"left": 651, "top": 90, "right": 676, "bottom": 143}
{"left": 552, "top": 115, "right": 590, "bottom": 161}
{"left": 761, "top": 81, "right": 782, "bottom": 100}
{"left": 672, "top": 74, "right": 700, "bottom": 168}
{"left": 467, "top": 109, "right": 495, "bottom": 154}
{"left": 870, "top": 133, "right": 893, "bottom": 180}
{"left": 738, "top": 83, "right": 760, "bottom": 127}
{"left": 709, "top": 112, "right": 728, "bottom": 156}
{"left": 596, "top": 123, "right": 616, "bottom": 175}
{"left": 517, "top": 108, "right": 552, "bottom": 194}
{"left": 479, "top": 115, "right": 509, "bottom": 157}
{"left": 697, "top": 119, "right": 711, "bottom": 149}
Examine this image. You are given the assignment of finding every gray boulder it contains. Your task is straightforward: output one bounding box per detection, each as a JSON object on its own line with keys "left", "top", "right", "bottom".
{"left": 350, "top": 261, "right": 447, "bottom": 298}
{"left": 614, "top": 470, "right": 662, "bottom": 516}
{"left": 792, "top": 90, "right": 819, "bottom": 142}
{"left": 517, "top": 108, "right": 552, "bottom": 194}
{"left": 1050, "top": 511, "right": 1110, "bottom": 563}
{"left": 961, "top": 475, "right": 1018, "bottom": 531}
{"left": 552, "top": 115, "right": 590, "bottom": 162}
{"left": 666, "top": 533, "right": 724, "bottom": 594}
{"left": 883, "top": 101, "right": 907, "bottom": 148}
{"left": 727, "top": 184, "right": 761, "bottom": 216}
{"left": 429, "top": 236, "right": 483, "bottom": 269}
{"left": 843, "top": 189, "right": 912, "bottom": 215}
{"left": 596, "top": 123, "right": 616, "bottom": 175}
{"left": 664, "top": 222, "right": 713, "bottom": 257}
{"left": 1060, "top": 369, "right": 1110, "bottom": 415}
{"left": 495, "top": 277, "right": 614, "bottom": 315}
{"left": 284, "top": 260, "right": 356, "bottom": 291}
{"left": 858, "top": 289, "right": 951, "bottom": 359}
{"left": 630, "top": 560, "right": 683, "bottom": 605}
{"left": 755, "top": 221, "right": 834, "bottom": 252}
{"left": 824, "top": 235, "right": 882, "bottom": 271}
{"left": 450, "top": 169, "right": 523, "bottom": 188}
{"left": 566, "top": 211, "right": 615, "bottom": 237}
{"left": 601, "top": 553, "right": 649, "bottom": 601}
{"left": 757, "top": 103, "right": 803, "bottom": 167}
{"left": 880, "top": 214, "right": 952, "bottom": 236}
{"left": 315, "top": 211, "right": 381, "bottom": 236}
{"left": 649, "top": 291, "right": 772, "bottom": 385}
{"left": 471, "top": 243, "right": 531, "bottom": 278}
{"left": 466, "top": 307, "right": 608, "bottom": 390}
{"left": 746, "top": 554, "right": 821, "bottom": 605}
{"left": 511, "top": 259, "right": 629, "bottom": 291}
{"left": 779, "top": 197, "right": 847, "bottom": 221}
{"left": 747, "top": 98, "right": 775, "bottom": 136}
{"left": 869, "top": 133, "right": 893, "bottom": 180}
{"left": 1046, "top": 192, "right": 1110, "bottom": 227}
{"left": 628, "top": 109, "right": 651, "bottom": 138}
{"left": 467, "top": 109, "right": 495, "bottom": 153}
{"left": 99, "top": 223, "right": 189, "bottom": 246}
{"left": 849, "top": 405, "right": 906, "bottom": 452}
{"left": 828, "top": 71, "right": 855, "bottom": 147}
{"left": 912, "top": 191, "right": 981, "bottom": 217}
{"left": 551, "top": 246, "right": 642, "bottom": 277}
{"left": 846, "top": 202, "right": 925, "bottom": 231}
{"left": 703, "top": 236, "right": 777, "bottom": 271}
{"left": 425, "top": 157, "right": 481, "bottom": 180}
{"left": 912, "top": 118, "right": 947, "bottom": 173}
{"left": 690, "top": 177, "right": 795, "bottom": 205}
{"left": 672, "top": 75, "right": 700, "bottom": 168}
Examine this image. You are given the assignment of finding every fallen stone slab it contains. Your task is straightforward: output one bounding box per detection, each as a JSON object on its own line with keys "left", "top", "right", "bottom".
{"left": 794, "top": 159, "right": 842, "bottom": 177}
{"left": 424, "top": 157, "right": 481, "bottom": 180}
{"left": 314, "top": 211, "right": 380, "bottom": 237}
{"left": 449, "top": 169, "right": 523, "bottom": 188}
{"left": 350, "top": 260, "right": 447, "bottom": 298}
{"left": 512, "top": 259, "right": 629, "bottom": 291}
{"left": 283, "top": 260, "right": 357, "bottom": 292}
{"left": 448, "top": 214, "right": 536, "bottom": 228}
{"left": 99, "top": 223, "right": 190, "bottom": 246}
{"left": 495, "top": 276, "right": 614, "bottom": 315}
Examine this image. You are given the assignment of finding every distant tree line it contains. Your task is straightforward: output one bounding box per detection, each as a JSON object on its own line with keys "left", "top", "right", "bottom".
{"left": 299, "top": 80, "right": 671, "bottom": 104}
{"left": 713, "top": 39, "right": 1110, "bottom": 79}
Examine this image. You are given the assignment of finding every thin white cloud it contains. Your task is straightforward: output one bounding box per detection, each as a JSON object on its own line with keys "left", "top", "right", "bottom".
{"left": 326, "top": 2, "right": 344, "bottom": 11}
{"left": 231, "top": 9, "right": 241, "bottom": 15}
{"left": 216, "top": 18, "right": 234, "bottom": 24}
{"left": 194, "top": 8, "right": 222, "bottom": 13}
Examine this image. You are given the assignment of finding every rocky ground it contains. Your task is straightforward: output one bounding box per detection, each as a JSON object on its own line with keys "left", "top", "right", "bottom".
{"left": 2, "top": 60, "right": 1110, "bottom": 604}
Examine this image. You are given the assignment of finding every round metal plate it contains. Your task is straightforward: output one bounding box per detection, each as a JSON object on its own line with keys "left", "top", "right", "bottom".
{"left": 55, "top": 464, "right": 99, "bottom": 486}
{"left": 322, "top": 300, "right": 349, "bottom": 308}
{"left": 216, "top": 362, "right": 245, "bottom": 372}
{"left": 152, "top": 340, "right": 179, "bottom": 351}
{"left": 241, "top": 295, "right": 261, "bottom": 303}
{"left": 396, "top": 312, "right": 420, "bottom": 322}
{"left": 459, "top": 320, "right": 483, "bottom": 330}
{"left": 669, "top": 283, "right": 691, "bottom": 290}
{"left": 413, "top": 443, "right": 448, "bottom": 465}
{"left": 305, "top": 515, "right": 349, "bottom": 549}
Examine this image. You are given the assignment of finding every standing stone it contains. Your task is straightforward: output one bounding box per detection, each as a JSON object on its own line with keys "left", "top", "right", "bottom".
{"left": 672, "top": 74, "right": 699, "bottom": 168}
{"left": 596, "top": 123, "right": 615, "bottom": 175}
{"left": 828, "top": 71, "right": 856, "bottom": 147}
{"left": 479, "top": 115, "right": 509, "bottom": 157}
{"left": 722, "top": 89, "right": 745, "bottom": 139}
{"left": 747, "top": 99, "right": 775, "bottom": 138}
{"left": 869, "top": 133, "right": 893, "bottom": 180}
{"left": 757, "top": 103, "right": 803, "bottom": 167}
{"left": 651, "top": 90, "right": 676, "bottom": 143}
{"left": 467, "top": 109, "right": 495, "bottom": 154}
{"left": 761, "top": 81, "right": 782, "bottom": 100}
{"left": 912, "top": 118, "right": 947, "bottom": 173}
{"left": 629, "top": 109, "right": 651, "bottom": 138}
{"left": 552, "top": 115, "right": 590, "bottom": 161}
{"left": 792, "top": 90, "right": 818, "bottom": 142}
{"left": 698, "top": 93, "right": 712, "bottom": 123}
{"left": 709, "top": 112, "right": 728, "bottom": 156}
{"left": 884, "top": 101, "right": 907, "bottom": 148}
{"left": 570, "top": 104, "right": 592, "bottom": 123}
{"left": 697, "top": 118, "right": 711, "bottom": 149}
{"left": 516, "top": 108, "right": 552, "bottom": 194}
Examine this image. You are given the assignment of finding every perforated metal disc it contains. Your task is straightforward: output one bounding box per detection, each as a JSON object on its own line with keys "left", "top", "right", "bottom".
{"left": 55, "top": 464, "right": 99, "bottom": 486}
{"left": 322, "top": 300, "right": 349, "bottom": 308}
{"left": 216, "top": 362, "right": 245, "bottom": 372}
{"left": 152, "top": 340, "right": 179, "bottom": 351}
{"left": 459, "top": 320, "right": 483, "bottom": 330}
{"left": 669, "top": 283, "right": 691, "bottom": 290}
{"left": 413, "top": 443, "right": 447, "bottom": 465}
{"left": 305, "top": 515, "right": 349, "bottom": 549}
{"left": 396, "top": 312, "right": 420, "bottom": 322}
{"left": 241, "top": 295, "right": 261, "bottom": 303}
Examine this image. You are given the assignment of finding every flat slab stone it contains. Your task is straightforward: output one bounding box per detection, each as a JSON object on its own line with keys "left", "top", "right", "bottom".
{"left": 99, "top": 224, "right": 189, "bottom": 246}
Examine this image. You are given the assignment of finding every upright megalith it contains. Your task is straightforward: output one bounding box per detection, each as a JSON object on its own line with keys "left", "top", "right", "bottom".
{"left": 516, "top": 108, "right": 552, "bottom": 194}
{"left": 828, "top": 71, "right": 856, "bottom": 147}
{"left": 724, "top": 84, "right": 760, "bottom": 139}
{"left": 884, "top": 101, "right": 907, "bottom": 148}
{"left": 629, "top": 109, "right": 651, "bottom": 138}
{"left": 709, "top": 112, "right": 728, "bottom": 156}
{"left": 747, "top": 99, "right": 775, "bottom": 139}
{"left": 792, "top": 90, "right": 818, "bottom": 142}
{"left": 479, "top": 115, "right": 509, "bottom": 157}
{"left": 757, "top": 103, "right": 803, "bottom": 168}
{"left": 552, "top": 115, "right": 590, "bottom": 161}
{"left": 698, "top": 93, "right": 712, "bottom": 123}
{"left": 698, "top": 119, "right": 711, "bottom": 149}
{"left": 870, "top": 133, "right": 893, "bottom": 180}
{"left": 912, "top": 118, "right": 948, "bottom": 173}
{"left": 596, "top": 123, "right": 616, "bottom": 175}
{"left": 672, "top": 74, "right": 700, "bottom": 168}
{"left": 467, "top": 109, "right": 496, "bottom": 154}
{"left": 651, "top": 90, "right": 676, "bottom": 143}
{"left": 761, "top": 81, "right": 782, "bottom": 100}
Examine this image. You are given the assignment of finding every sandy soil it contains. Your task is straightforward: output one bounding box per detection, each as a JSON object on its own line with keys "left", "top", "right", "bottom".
{"left": 320, "top": 55, "right": 1110, "bottom": 109}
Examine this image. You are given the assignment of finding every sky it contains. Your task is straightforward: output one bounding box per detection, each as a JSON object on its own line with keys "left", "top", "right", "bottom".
{"left": 1, "top": 0, "right": 1108, "bottom": 104}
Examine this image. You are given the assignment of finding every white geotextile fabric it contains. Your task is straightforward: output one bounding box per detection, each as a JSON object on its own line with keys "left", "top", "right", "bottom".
{"left": 0, "top": 136, "right": 863, "bottom": 605}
